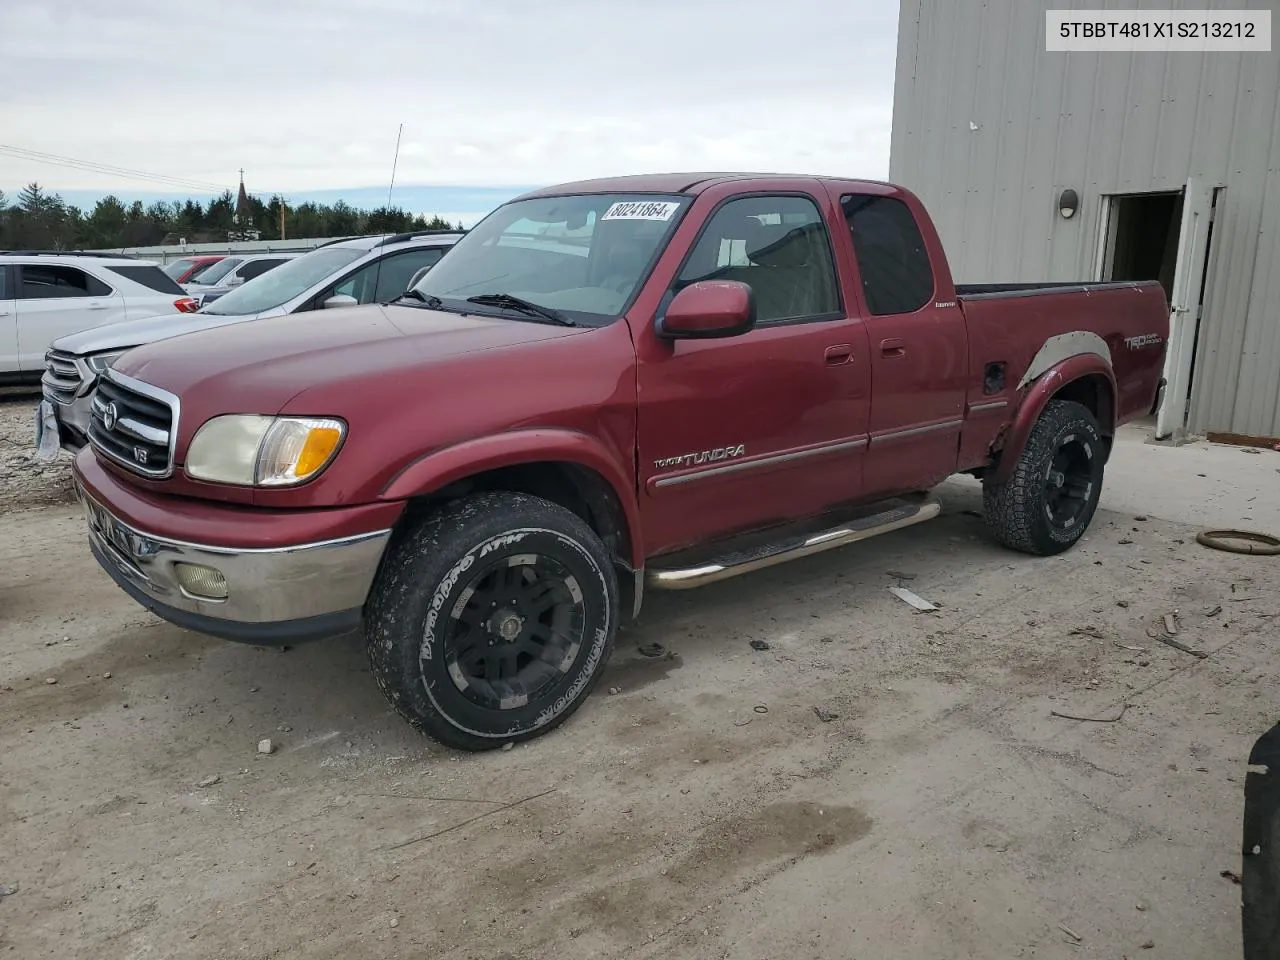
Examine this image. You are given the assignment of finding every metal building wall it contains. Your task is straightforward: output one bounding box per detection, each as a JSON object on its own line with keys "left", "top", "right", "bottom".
{"left": 890, "top": 0, "right": 1280, "bottom": 439}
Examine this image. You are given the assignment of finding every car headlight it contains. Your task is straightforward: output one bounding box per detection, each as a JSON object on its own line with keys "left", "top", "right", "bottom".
{"left": 185, "top": 415, "right": 346, "bottom": 487}
{"left": 85, "top": 352, "right": 125, "bottom": 374}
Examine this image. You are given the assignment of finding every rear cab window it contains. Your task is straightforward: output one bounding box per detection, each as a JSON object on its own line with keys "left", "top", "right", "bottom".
{"left": 17, "top": 264, "right": 112, "bottom": 299}
{"left": 841, "top": 194, "right": 934, "bottom": 315}
{"left": 104, "top": 265, "right": 186, "bottom": 295}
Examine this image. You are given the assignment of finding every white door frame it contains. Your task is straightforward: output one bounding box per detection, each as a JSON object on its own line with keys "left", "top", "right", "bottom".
{"left": 1156, "top": 178, "right": 1221, "bottom": 440}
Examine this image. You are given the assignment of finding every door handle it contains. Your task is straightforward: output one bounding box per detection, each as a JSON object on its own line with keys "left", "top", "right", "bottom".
{"left": 87, "top": 302, "right": 108, "bottom": 310}
{"left": 824, "top": 344, "right": 853, "bottom": 365}
{"left": 880, "top": 338, "right": 906, "bottom": 358}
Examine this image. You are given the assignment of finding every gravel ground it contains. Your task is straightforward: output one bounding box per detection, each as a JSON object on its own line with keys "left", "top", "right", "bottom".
{"left": 0, "top": 393, "right": 75, "bottom": 514}
{"left": 1, "top": 423, "right": 1277, "bottom": 960}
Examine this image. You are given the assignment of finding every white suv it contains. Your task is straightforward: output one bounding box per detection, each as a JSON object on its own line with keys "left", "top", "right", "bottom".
{"left": 1, "top": 252, "right": 197, "bottom": 384}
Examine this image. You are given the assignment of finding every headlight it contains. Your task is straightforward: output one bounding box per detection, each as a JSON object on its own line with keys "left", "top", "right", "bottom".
{"left": 186, "top": 415, "right": 346, "bottom": 487}
{"left": 85, "top": 352, "right": 125, "bottom": 374}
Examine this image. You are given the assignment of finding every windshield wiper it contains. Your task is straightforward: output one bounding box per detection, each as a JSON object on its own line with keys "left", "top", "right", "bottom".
{"left": 392, "top": 289, "right": 444, "bottom": 308}
{"left": 465, "top": 293, "right": 575, "bottom": 326}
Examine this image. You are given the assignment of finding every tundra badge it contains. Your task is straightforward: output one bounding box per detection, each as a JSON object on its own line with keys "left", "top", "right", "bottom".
{"left": 654, "top": 444, "right": 746, "bottom": 470}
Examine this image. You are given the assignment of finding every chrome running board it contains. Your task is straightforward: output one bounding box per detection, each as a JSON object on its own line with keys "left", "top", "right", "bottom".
{"left": 647, "top": 496, "right": 942, "bottom": 590}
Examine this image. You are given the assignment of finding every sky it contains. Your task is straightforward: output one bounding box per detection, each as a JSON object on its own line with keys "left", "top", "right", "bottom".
{"left": 0, "top": 0, "right": 899, "bottom": 224}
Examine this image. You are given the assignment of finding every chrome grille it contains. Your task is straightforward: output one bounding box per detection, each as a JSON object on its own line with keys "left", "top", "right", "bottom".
{"left": 42, "top": 350, "right": 86, "bottom": 405}
{"left": 88, "top": 373, "right": 178, "bottom": 479}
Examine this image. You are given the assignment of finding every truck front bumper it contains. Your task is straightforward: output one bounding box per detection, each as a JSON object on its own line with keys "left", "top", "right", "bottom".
{"left": 73, "top": 456, "right": 402, "bottom": 645}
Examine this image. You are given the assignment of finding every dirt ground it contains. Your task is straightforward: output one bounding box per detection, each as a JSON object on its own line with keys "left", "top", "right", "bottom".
{"left": 2, "top": 391, "right": 1278, "bottom": 960}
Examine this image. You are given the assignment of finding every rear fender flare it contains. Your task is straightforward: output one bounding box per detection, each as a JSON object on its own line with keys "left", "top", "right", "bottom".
{"left": 379, "top": 429, "right": 644, "bottom": 567}
{"left": 993, "top": 351, "right": 1117, "bottom": 484}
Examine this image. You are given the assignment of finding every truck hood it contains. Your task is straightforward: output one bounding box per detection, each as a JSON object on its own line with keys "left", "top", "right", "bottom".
{"left": 52, "top": 310, "right": 259, "bottom": 356}
{"left": 114, "top": 303, "right": 589, "bottom": 419}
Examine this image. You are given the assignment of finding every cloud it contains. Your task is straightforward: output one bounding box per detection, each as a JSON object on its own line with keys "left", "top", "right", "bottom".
{"left": 0, "top": 0, "right": 898, "bottom": 207}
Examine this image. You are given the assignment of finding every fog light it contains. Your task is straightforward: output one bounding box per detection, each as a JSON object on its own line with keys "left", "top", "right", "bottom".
{"left": 174, "top": 562, "right": 229, "bottom": 600}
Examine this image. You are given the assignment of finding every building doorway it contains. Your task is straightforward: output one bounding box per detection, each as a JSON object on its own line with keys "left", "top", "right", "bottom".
{"left": 1096, "top": 184, "right": 1221, "bottom": 439}
{"left": 1097, "top": 191, "right": 1183, "bottom": 300}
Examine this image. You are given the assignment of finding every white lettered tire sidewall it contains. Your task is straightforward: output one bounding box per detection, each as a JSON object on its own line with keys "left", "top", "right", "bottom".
{"left": 366, "top": 492, "right": 618, "bottom": 751}
{"left": 420, "top": 525, "right": 613, "bottom": 741}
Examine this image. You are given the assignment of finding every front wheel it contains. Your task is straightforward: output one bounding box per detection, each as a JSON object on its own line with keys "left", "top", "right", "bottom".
{"left": 982, "top": 399, "right": 1105, "bottom": 556}
{"left": 366, "top": 492, "right": 618, "bottom": 751}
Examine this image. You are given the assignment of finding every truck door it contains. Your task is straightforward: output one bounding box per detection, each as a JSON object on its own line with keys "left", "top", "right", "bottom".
{"left": 635, "top": 192, "right": 872, "bottom": 555}
{"left": 839, "top": 192, "right": 968, "bottom": 495}
{"left": 0, "top": 266, "right": 17, "bottom": 373}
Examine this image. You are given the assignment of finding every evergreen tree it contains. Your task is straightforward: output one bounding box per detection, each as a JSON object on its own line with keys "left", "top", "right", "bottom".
{"left": 0, "top": 184, "right": 463, "bottom": 249}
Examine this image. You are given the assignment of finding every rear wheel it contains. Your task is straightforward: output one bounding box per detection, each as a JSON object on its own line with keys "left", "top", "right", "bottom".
{"left": 366, "top": 492, "right": 618, "bottom": 750}
{"left": 982, "top": 399, "right": 1105, "bottom": 556}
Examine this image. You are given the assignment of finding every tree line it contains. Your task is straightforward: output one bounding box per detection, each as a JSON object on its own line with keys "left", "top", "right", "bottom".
{"left": 0, "top": 183, "right": 462, "bottom": 251}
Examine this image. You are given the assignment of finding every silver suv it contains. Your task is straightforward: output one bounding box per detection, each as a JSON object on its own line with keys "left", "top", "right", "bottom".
{"left": 38, "top": 230, "right": 462, "bottom": 454}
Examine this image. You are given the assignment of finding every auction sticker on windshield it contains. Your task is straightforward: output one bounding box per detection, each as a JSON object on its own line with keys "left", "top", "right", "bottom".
{"left": 601, "top": 200, "right": 681, "bottom": 221}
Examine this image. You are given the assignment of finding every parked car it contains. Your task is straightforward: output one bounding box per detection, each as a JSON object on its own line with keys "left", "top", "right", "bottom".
{"left": 161, "top": 255, "right": 224, "bottom": 285}
{"left": 39, "top": 231, "right": 462, "bottom": 453}
{"left": 67, "top": 173, "right": 1170, "bottom": 751}
{"left": 182, "top": 253, "right": 297, "bottom": 305}
{"left": 1, "top": 252, "right": 197, "bottom": 386}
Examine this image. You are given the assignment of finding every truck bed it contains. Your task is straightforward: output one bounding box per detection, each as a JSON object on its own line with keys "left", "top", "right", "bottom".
{"left": 955, "top": 278, "right": 1170, "bottom": 470}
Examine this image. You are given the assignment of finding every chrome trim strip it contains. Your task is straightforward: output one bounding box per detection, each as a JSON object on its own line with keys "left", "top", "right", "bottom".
{"left": 653, "top": 437, "right": 868, "bottom": 488}
{"left": 112, "top": 416, "right": 168, "bottom": 445}
{"left": 870, "top": 419, "right": 964, "bottom": 444}
{"left": 967, "top": 400, "right": 1009, "bottom": 414}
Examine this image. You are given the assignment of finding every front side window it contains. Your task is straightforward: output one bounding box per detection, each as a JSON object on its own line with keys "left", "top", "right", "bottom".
{"left": 842, "top": 194, "right": 934, "bottom": 316}
{"left": 17, "top": 265, "right": 111, "bottom": 300}
{"left": 332, "top": 247, "right": 447, "bottom": 304}
{"left": 413, "top": 194, "right": 690, "bottom": 326}
{"left": 238, "top": 258, "right": 288, "bottom": 281}
{"left": 192, "top": 257, "right": 243, "bottom": 287}
{"left": 673, "top": 195, "right": 841, "bottom": 324}
{"left": 185, "top": 259, "right": 221, "bottom": 282}
{"left": 201, "top": 247, "right": 368, "bottom": 315}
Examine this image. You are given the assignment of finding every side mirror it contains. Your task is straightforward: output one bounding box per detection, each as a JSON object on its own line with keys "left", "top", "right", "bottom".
{"left": 656, "top": 281, "right": 756, "bottom": 340}
{"left": 224, "top": 275, "right": 245, "bottom": 287}
{"left": 323, "top": 294, "right": 359, "bottom": 310}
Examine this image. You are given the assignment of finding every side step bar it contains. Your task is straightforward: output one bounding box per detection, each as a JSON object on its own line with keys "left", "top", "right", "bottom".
{"left": 647, "top": 496, "right": 943, "bottom": 590}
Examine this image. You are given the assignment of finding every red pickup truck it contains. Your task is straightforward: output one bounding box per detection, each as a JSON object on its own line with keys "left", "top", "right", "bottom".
{"left": 71, "top": 173, "right": 1170, "bottom": 750}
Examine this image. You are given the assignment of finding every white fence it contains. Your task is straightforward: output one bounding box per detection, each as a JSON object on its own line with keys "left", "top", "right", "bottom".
{"left": 88, "top": 237, "right": 336, "bottom": 265}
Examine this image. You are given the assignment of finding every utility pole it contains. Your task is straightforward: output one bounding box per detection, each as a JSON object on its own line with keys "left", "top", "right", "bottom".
{"left": 279, "top": 200, "right": 286, "bottom": 240}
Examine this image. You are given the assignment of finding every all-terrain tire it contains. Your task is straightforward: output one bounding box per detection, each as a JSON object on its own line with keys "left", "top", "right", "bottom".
{"left": 982, "top": 399, "right": 1105, "bottom": 556}
{"left": 366, "top": 492, "right": 618, "bottom": 751}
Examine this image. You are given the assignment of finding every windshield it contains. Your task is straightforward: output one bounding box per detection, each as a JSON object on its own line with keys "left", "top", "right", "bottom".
{"left": 200, "top": 246, "right": 368, "bottom": 315}
{"left": 412, "top": 193, "right": 690, "bottom": 326}
{"left": 162, "top": 258, "right": 197, "bottom": 280}
{"left": 191, "top": 257, "right": 241, "bottom": 286}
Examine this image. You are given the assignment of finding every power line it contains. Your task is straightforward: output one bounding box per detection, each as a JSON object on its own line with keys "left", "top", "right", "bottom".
{"left": 0, "top": 143, "right": 228, "bottom": 194}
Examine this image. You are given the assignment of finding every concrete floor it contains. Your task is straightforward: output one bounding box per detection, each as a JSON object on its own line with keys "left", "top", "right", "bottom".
{"left": 1, "top": 424, "right": 1277, "bottom": 960}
